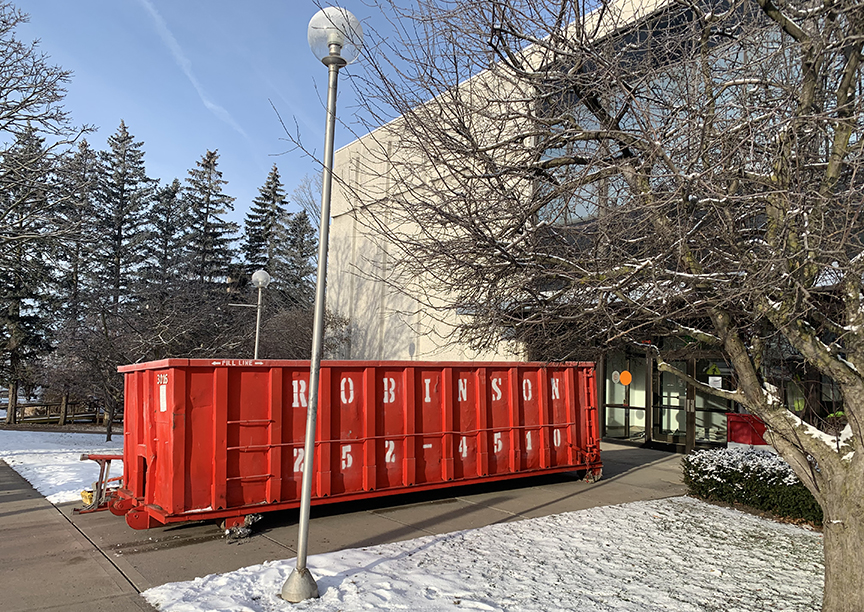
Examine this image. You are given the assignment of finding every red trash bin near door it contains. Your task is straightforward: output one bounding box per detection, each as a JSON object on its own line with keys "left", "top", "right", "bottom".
{"left": 112, "top": 359, "right": 601, "bottom": 530}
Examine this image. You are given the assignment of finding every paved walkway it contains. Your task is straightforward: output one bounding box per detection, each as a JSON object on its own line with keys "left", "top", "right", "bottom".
{"left": 0, "top": 442, "right": 685, "bottom": 611}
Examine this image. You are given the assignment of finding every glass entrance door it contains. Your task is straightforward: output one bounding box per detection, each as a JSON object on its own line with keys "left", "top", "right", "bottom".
{"left": 653, "top": 358, "right": 730, "bottom": 446}
{"left": 604, "top": 350, "right": 647, "bottom": 440}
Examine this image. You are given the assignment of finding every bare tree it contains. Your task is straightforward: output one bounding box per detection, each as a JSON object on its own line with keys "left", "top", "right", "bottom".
{"left": 0, "top": 2, "right": 89, "bottom": 249}
{"left": 343, "top": 0, "right": 864, "bottom": 609}
{"left": 291, "top": 172, "right": 322, "bottom": 230}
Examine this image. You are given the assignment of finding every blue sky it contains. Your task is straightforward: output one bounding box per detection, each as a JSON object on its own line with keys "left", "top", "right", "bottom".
{"left": 18, "top": 0, "right": 378, "bottom": 224}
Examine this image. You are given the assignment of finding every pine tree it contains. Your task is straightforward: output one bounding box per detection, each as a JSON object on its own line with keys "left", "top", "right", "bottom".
{"left": 0, "top": 128, "right": 57, "bottom": 423}
{"left": 55, "top": 139, "right": 99, "bottom": 329}
{"left": 141, "top": 179, "right": 187, "bottom": 302}
{"left": 275, "top": 210, "right": 317, "bottom": 308}
{"left": 242, "top": 164, "right": 288, "bottom": 273}
{"left": 41, "top": 139, "right": 100, "bottom": 415}
{"left": 82, "top": 120, "right": 154, "bottom": 439}
{"left": 184, "top": 150, "right": 238, "bottom": 284}
{"left": 92, "top": 120, "right": 154, "bottom": 314}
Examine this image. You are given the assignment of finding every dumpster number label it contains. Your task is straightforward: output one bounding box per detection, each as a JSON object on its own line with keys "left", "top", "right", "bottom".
{"left": 342, "top": 445, "right": 353, "bottom": 469}
{"left": 340, "top": 377, "right": 355, "bottom": 404}
{"left": 493, "top": 432, "right": 503, "bottom": 453}
{"left": 459, "top": 436, "right": 469, "bottom": 458}
{"left": 384, "top": 440, "right": 396, "bottom": 463}
{"left": 157, "top": 373, "right": 168, "bottom": 412}
{"left": 523, "top": 379, "right": 533, "bottom": 401}
{"left": 293, "top": 448, "right": 304, "bottom": 472}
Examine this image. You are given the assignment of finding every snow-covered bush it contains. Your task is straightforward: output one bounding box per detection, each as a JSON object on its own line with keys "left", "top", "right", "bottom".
{"left": 682, "top": 447, "right": 822, "bottom": 525}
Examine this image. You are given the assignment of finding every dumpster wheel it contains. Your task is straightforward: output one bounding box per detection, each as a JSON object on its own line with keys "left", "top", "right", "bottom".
{"left": 221, "top": 513, "right": 262, "bottom": 539}
{"left": 584, "top": 467, "right": 602, "bottom": 483}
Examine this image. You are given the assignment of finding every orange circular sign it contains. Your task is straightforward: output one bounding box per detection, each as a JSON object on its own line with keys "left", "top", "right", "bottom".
{"left": 619, "top": 370, "right": 632, "bottom": 386}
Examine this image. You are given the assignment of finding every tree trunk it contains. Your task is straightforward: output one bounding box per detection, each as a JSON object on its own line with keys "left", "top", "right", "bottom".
{"left": 822, "top": 500, "right": 864, "bottom": 612}
{"left": 5, "top": 381, "right": 17, "bottom": 425}
{"left": 104, "top": 397, "right": 115, "bottom": 442}
{"left": 58, "top": 392, "right": 69, "bottom": 426}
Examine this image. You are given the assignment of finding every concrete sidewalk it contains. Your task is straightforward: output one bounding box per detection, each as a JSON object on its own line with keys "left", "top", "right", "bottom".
{"left": 0, "top": 459, "right": 154, "bottom": 612}
{"left": 1, "top": 442, "right": 685, "bottom": 611}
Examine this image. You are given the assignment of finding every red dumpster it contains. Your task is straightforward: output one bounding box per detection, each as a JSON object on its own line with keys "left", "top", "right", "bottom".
{"left": 112, "top": 359, "right": 601, "bottom": 530}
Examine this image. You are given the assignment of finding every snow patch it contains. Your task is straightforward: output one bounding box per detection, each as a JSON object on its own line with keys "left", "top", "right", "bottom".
{"left": 143, "top": 497, "right": 824, "bottom": 612}
{"left": 0, "top": 429, "right": 123, "bottom": 503}
{"left": 787, "top": 413, "right": 851, "bottom": 454}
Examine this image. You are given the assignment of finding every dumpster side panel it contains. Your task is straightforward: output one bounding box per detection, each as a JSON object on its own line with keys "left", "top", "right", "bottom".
{"left": 226, "top": 368, "right": 270, "bottom": 508}
{"left": 281, "top": 368, "right": 308, "bottom": 502}
{"left": 328, "top": 366, "right": 365, "bottom": 496}
{"left": 375, "top": 365, "right": 406, "bottom": 489}
{"left": 181, "top": 368, "right": 211, "bottom": 512}
{"left": 416, "top": 366, "right": 444, "bottom": 486}
{"left": 452, "top": 368, "right": 479, "bottom": 480}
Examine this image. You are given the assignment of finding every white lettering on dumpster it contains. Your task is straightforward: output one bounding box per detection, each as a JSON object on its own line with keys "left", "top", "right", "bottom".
{"left": 551, "top": 378, "right": 560, "bottom": 400}
{"left": 384, "top": 440, "right": 396, "bottom": 463}
{"left": 292, "top": 380, "right": 307, "bottom": 408}
{"left": 424, "top": 378, "right": 432, "bottom": 403}
{"left": 491, "top": 378, "right": 502, "bottom": 401}
{"left": 341, "top": 445, "right": 353, "bottom": 469}
{"left": 210, "top": 359, "right": 256, "bottom": 366}
{"left": 458, "top": 379, "right": 468, "bottom": 402}
{"left": 382, "top": 377, "right": 396, "bottom": 403}
{"left": 523, "top": 379, "right": 533, "bottom": 401}
{"left": 340, "top": 377, "right": 355, "bottom": 404}
{"left": 293, "top": 448, "right": 304, "bottom": 472}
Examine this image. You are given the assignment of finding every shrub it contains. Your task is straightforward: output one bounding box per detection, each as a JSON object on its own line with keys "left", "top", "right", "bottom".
{"left": 682, "top": 447, "right": 823, "bottom": 525}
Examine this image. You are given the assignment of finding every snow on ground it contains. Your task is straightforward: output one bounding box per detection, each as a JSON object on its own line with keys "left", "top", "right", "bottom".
{"left": 0, "top": 429, "right": 824, "bottom": 611}
{"left": 144, "top": 497, "right": 823, "bottom": 612}
{"left": 0, "top": 428, "right": 123, "bottom": 503}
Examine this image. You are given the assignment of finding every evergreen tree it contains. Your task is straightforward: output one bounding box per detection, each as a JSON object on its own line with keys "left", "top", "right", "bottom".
{"left": 82, "top": 120, "right": 154, "bottom": 439}
{"left": 54, "top": 139, "right": 99, "bottom": 329}
{"left": 275, "top": 210, "right": 317, "bottom": 307}
{"left": 39, "top": 139, "right": 100, "bottom": 413}
{"left": 141, "top": 178, "right": 187, "bottom": 303}
{"left": 92, "top": 120, "right": 154, "bottom": 314}
{"left": 0, "top": 128, "right": 57, "bottom": 423}
{"left": 242, "top": 164, "right": 288, "bottom": 273}
{"left": 184, "top": 150, "right": 238, "bottom": 284}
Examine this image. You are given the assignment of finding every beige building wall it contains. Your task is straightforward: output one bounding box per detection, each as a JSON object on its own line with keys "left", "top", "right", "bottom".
{"left": 327, "top": 116, "right": 525, "bottom": 362}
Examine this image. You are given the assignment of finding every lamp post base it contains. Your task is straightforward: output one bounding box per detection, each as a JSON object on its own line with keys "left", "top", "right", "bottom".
{"left": 281, "top": 567, "right": 320, "bottom": 602}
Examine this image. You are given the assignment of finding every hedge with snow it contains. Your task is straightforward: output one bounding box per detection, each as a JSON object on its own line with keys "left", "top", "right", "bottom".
{"left": 682, "top": 448, "right": 823, "bottom": 525}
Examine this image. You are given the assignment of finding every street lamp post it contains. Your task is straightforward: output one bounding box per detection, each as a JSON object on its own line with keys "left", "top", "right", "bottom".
{"left": 281, "top": 7, "right": 363, "bottom": 604}
{"left": 228, "top": 269, "right": 271, "bottom": 359}
{"left": 250, "top": 269, "right": 271, "bottom": 359}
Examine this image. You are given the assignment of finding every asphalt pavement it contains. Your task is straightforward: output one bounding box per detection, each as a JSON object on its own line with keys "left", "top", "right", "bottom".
{"left": 0, "top": 441, "right": 686, "bottom": 611}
